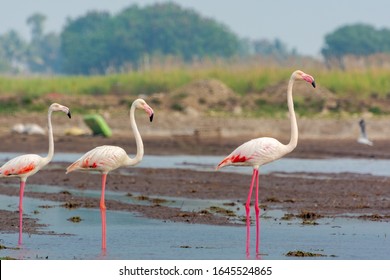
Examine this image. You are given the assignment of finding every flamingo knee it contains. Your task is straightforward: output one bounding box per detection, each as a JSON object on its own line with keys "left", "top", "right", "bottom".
{"left": 254, "top": 203, "right": 260, "bottom": 215}
{"left": 245, "top": 202, "right": 251, "bottom": 213}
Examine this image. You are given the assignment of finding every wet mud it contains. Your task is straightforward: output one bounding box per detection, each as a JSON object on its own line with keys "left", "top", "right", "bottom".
{"left": 1, "top": 134, "right": 390, "bottom": 235}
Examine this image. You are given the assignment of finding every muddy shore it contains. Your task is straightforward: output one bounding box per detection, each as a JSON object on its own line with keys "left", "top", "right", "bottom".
{"left": 1, "top": 131, "right": 390, "bottom": 237}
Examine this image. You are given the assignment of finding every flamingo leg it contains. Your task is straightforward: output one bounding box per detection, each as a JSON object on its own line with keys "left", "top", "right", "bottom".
{"left": 245, "top": 168, "right": 257, "bottom": 258}
{"left": 100, "top": 173, "right": 107, "bottom": 250}
{"left": 254, "top": 169, "right": 260, "bottom": 257}
{"left": 18, "top": 179, "right": 26, "bottom": 245}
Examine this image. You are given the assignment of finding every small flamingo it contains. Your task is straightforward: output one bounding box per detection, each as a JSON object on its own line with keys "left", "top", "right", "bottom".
{"left": 66, "top": 98, "right": 154, "bottom": 250}
{"left": 216, "top": 70, "right": 316, "bottom": 257}
{"left": 0, "top": 103, "right": 71, "bottom": 245}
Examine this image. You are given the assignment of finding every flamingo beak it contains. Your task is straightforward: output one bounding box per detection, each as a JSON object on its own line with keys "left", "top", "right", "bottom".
{"left": 67, "top": 111, "right": 72, "bottom": 119}
{"left": 144, "top": 104, "right": 154, "bottom": 122}
{"left": 302, "top": 73, "right": 316, "bottom": 88}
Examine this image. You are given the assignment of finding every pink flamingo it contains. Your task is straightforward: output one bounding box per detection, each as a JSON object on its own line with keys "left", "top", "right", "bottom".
{"left": 0, "top": 103, "right": 71, "bottom": 245}
{"left": 66, "top": 98, "right": 154, "bottom": 250}
{"left": 216, "top": 70, "right": 316, "bottom": 257}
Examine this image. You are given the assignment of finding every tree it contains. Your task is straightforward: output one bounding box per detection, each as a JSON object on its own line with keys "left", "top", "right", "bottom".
{"left": 61, "top": 3, "right": 241, "bottom": 74}
{"left": 322, "top": 23, "right": 390, "bottom": 60}
{"left": 252, "top": 38, "right": 294, "bottom": 58}
{"left": 27, "top": 13, "right": 46, "bottom": 42}
{"left": 61, "top": 11, "right": 113, "bottom": 74}
{"left": 0, "top": 30, "right": 27, "bottom": 72}
{"left": 26, "top": 13, "right": 61, "bottom": 73}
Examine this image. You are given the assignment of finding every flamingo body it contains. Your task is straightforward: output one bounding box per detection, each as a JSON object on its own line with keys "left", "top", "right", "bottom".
{"left": 217, "top": 137, "right": 290, "bottom": 169}
{"left": 66, "top": 145, "right": 131, "bottom": 174}
{"left": 0, "top": 154, "right": 43, "bottom": 178}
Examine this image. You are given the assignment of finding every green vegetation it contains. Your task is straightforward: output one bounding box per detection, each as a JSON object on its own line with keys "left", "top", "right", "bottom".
{"left": 318, "top": 69, "right": 390, "bottom": 97}
{"left": 0, "top": 3, "right": 297, "bottom": 75}
{"left": 0, "top": 67, "right": 290, "bottom": 97}
{"left": 60, "top": 3, "right": 242, "bottom": 74}
{"left": 2, "top": 3, "right": 390, "bottom": 77}
{"left": 322, "top": 24, "right": 390, "bottom": 59}
{"left": 1, "top": 66, "right": 390, "bottom": 116}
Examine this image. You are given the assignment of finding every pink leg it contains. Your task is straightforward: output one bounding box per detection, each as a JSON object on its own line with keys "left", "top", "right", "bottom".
{"left": 255, "top": 169, "right": 260, "bottom": 257}
{"left": 18, "top": 180, "right": 26, "bottom": 245}
{"left": 245, "top": 168, "right": 257, "bottom": 258}
{"left": 100, "top": 173, "right": 107, "bottom": 250}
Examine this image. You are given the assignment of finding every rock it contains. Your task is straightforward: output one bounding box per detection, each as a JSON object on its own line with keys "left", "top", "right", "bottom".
{"left": 64, "top": 127, "right": 88, "bottom": 136}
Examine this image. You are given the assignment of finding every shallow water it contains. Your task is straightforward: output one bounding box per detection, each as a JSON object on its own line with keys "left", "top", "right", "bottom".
{"left": 1, "top": 193, "right": 390, "bottom": 260}
{"left": 1, "top": 153, "right": 390, "bottom": 176}
{"left": 1, "top": 153, "right": 390, "bottom": 259}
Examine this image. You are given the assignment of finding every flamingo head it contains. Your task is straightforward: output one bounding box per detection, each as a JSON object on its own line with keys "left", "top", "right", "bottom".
{"left": 49, "top": 103, "right": 71, "bottom": 118}
{"left": 135, "top": 99, "right": 154, "bottom": 122}
{"left": 293, "top": 70, "right": 316, "bottom": 88}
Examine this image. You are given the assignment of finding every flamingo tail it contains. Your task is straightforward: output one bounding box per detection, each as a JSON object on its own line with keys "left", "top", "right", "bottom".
{"left": 216, "top": 157, "right": 230, "bottom": 170}
{"left": 66, "top": 160, "right": 81, "bottom": 174}
{"left": 216, "top": 153, "right": 249, "bottom": 170}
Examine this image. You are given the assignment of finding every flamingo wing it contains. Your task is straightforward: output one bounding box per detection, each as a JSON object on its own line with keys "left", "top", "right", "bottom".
{"left": 66, "top": 145, "right": 129, "bottom": 174}
{"left": 0, "top": 154, "right": 43, "bottom": 178}
{"left": 217, "top": 137, "right": 287, "bottom": 169}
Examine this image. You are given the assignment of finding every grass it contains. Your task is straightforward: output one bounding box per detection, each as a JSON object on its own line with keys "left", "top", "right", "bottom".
{"left": 1, "top": 66, "right": 390, "bottom": 116}
{"left": 0, "top": 67, "right": 291, "bottom": 97}
{"left": 317, "top": 69, "right": 390, "bottom": 98}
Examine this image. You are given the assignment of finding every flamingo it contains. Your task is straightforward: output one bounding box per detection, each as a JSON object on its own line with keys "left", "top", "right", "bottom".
{"left": 0, "top": 103, "right": 71, "bottom": 245}
{"left": 66, "top": 98, "right": 154, "bottom": 250}
{"left": 216, "top": 70, "right": 316, "bottom": 257}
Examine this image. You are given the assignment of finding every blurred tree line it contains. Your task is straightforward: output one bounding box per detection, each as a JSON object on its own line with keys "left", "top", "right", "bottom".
{"left": 322, "top": 23, "right": 390, "bottom": 67}
{"left": 60, "top": 3, "right": 245, "bottom": 74}
{"left": 0, "top": 3, "right": 297, "bottom": 75}
{"left": 8, "top": 3, "right": 390, "bottom": 75}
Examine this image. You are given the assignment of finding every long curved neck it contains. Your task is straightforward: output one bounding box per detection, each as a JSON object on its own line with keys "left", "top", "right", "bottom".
{"left": 43, "top": 109, "right": 54, "bottom": 165}
{"left": 284, "top": 77, "right": 298, "bottom": 153}
{"left": 126, "top": 105, "right": 144, "bottom": 166}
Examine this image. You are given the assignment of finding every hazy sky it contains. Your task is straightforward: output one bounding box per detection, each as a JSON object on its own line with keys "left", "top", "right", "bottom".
{"left": 1, "top": 0, "right": 390, "bottom": 57}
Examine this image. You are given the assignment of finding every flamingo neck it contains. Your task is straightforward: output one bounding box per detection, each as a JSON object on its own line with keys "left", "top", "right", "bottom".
{"left": 126, "top": 104, "right": 144, "bottom": 166}
{"left": 285, "top": 76, "right": 298, "bottom": 154}
{"left": 43, "top": 109, "right": 54, "bottom": 165}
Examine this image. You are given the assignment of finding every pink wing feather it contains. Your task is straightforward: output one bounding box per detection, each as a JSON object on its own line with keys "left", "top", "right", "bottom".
{"left": 66, "top": 145, "right": 129, "bottom": 174}
{"left": 0, "top": 154, "right": 43, "bottom": 178}
{"left": 217, "top": 137, "right": 288, "bottom": 169}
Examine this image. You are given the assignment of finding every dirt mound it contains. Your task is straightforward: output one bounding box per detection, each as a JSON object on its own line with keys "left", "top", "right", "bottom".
{"left": 150, "top": 79, "right": 240, "bottom": 115}
{"left": 242, "top": 80, "right": 336, "bottom": 115}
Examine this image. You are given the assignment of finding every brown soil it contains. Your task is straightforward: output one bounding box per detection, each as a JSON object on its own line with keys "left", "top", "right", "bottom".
{"left": 1, "top": 130, "right": 390, "bottom": 236}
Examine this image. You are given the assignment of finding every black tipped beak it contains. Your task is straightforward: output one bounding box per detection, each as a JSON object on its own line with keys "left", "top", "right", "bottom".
{"left": 67, "top": 111, "right": 72, "bottom": 119}
{"left": 149, "top": 113, "right": 154, "bottom": 122}
{"left": 311, "top": 81, "right": 316, "bottom": 88}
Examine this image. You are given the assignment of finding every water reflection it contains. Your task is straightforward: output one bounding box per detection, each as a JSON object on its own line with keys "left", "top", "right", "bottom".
{"left": 1, "top": 194, "right": 390, "bottom": 260}
{"left": 1, "top": 153, "right": 390, "bottom": 176}
{"left": 2, "top": 152, "right": 390, "bottom": 259}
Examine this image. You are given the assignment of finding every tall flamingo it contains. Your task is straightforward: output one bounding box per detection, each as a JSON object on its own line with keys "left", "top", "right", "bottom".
{"left": 66, "top": 98, "right": 154, "bottom": 250}
{"left": 0, "top": 103, "right": 71, "bottom": 245}
{"left": 216, "top": 70, "right": 316, "bottom": 257}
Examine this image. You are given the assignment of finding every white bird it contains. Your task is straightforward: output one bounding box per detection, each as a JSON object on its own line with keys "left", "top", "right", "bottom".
{"left": 12, "top": 123, "right": 46, "bottom": 135}
{"left": 216, "top": 70, "right": 316, "bottom": 258}
{"left": 0, "top": 103, "right": 71, "bottom": 245}
{"left": 66, "top": 98, "right": 154, "bottom": 250}
{"left": 357, "top": 119, "right": 373, "bottom": 146}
